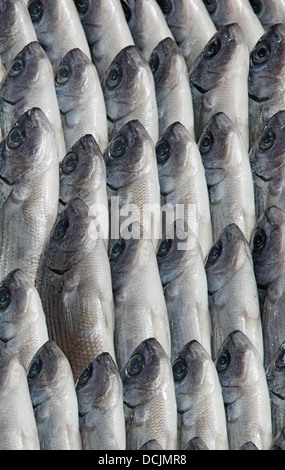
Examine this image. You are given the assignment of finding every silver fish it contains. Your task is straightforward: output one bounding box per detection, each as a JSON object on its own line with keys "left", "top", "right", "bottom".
{"left": 76, "top": 352, "right": 126, "bottom": 450}
{"left": 121, "top": 337, "right": 177, "bottom": 450}
{"left": 270, "top": 426, "right": 285, "bottom": 450}
{"left": 184, "top": 437, "right": 209, "bottom": 450}
{"left": 190, "top": 23, "right": 249, "bottom": 149}
{"left": 27, "top": 341, "right": 82, "bottom": 450}
{"left": 215, "top": 330, "right": 272, "bottom": 450}
{"left": 0, "top": 107, "right": 59, "bottom": 284}
{"left": 266, "top": 341, "right": 285, "bottom": 439}
{"left": 139, "top": 440, "right": 164, "bottom": 450}
{"left": 173, "top": 340, "right": 228, "bottom": 450}
{"left": 249, "top": 0, "right": 285, "bottom": 31}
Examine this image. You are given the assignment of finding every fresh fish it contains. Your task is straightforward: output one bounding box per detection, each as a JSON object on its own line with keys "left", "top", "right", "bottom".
{"left": 55, "top": 48, "right": 108, "bottom": 156}
{"left": 0, "top": 41, "right": 66, "bottom": 162}
{"left": 109, "top": 222, "right": 171, "bottom": 371}
{"left": 104, "top": 120, "right": 161, "bottom": 249}
{"left": 121, "top": 337, "right": 177, "bottom": 450}
{"left": 76, "top": 352, "right": 126, "bottom": 450}
{"left": 190, "top": 23, "right": 249, "bottom": 149}
{"left": 184, "top": 437, "right": 209, "bottom": 450}
{"left": 270, "top": 426, "right": 285, "bottom": 450}
{"left": 0, "top": 269, "right": 48, "bottom": 372}
{"left": 173, "top": 340, "right": 228, "bottom": 450}
{"left": 248, "top": 23, "right": 285, "bottom": 149}
{"left": 149, "top": 37, "right": 195, "bottom": 138}
{"left": 206, "top": 223, "right": 263, "bottom": 362}
{"left": 239, "top": 441, "right": 259, "bottom": 450}
{"left": 266, "top": 341, "right": 285, "bottom": 439}
{"left": 102, "top": 45, "right": 159, "bottom": 144}
{"left": 36, "top": 198, "right": 116, "bottom": 382}
{"left": 139, "top": 440, "right": 164, "bottom": 450}
{"left": 27, "top": 0, "right": 91, "bottom": 72}
{"left": 249, "top": 0, "right": 285, "bottom": 30}
{"left": 27, "top": 341, "right": 82, "bottom": 450}
{"left": 121, "top": 0, "right": 174, "bottom": 61}
{"left": 156, "top": 0, "right": 217, "bottom": 73}
{"left": 157, "top": 219, "right": 212, "bottom": 360}
{"left": 251, "top": 206, "right": 285, "bottom": 368}
{"left": 156, "top": 121, "right": 212, "bottom": 259}
{"left": 0, "top": 108, "right": 59, "bottom": 284}
{"left": 202, "top": 0, "right": 265, "bottom": 50}
{"left": 0, "top": 346, "right": 40, "bottom": 450}
{"left": 198, "top": 112, "right": 256, "bottom": 243}
{"left": 74, "top": 0, "right": 134, "bottom": 80}
{"left": 215, "top": 330, "right": 272, "bottom": 450}
{"left": 249, "top": 110, "right": 285, "bottom": 220}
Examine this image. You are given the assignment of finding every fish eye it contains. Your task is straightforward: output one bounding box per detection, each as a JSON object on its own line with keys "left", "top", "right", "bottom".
{"left": 149, "top": 53, "right": 159, "bottom": 74}
{"left": 74, "top": 0, "right": 89, "bottom": 14}
{"left": 61, "top": 152, "right": 79, "bottom": 175}
{"left": 28, "top": 356, "right": 43, "bottom": 379}
{"left": 251, "top": 42, "right": 271, "bottom": 65}
{"left": 172, "top": 358, "right": 187, "bottom": 381}
{"left": 258, "top": 129, "right": 276, "bottom": 151}
{"left": 28, "top": 1, "right": 44, "bottom": 22}
{"left": 157, "top": 0, "right": 173, "bottom": 15}
{"left": 106, "top": 64, "right": 123, "bottom": 90}
{"left": 55, "top": 64, "right": 72, "bottom": 85}
{"left": 76, "top": 363, "right": 93, "bottom": 389}
{"left": 0, "top": 287, "right": 11, "bottom": 309}
{"left": 216, "top": 349, "right": 231, "bottom": 372}
{"left": 203, "top": 0, "right": 217, "bottom": 14}
{"left": 206, "top": 240, "right": 222, "bottom": 265}
{"left": 157, "top": 238, "right": 172, "bottom": 258}
{"left": 249, "top": 0, "right": 262, "bottom": 14}
{"left": 276, "top": 349, "right": 285, "bottom": 369}
{"left": 121, "top": 0, "right": 131, "bottom": 22}
{"left": 127, "top": 354, "right": 145, "bottom": 376}
{"left": 9, "top": 58, "right": 25, "bottom": 77}
{"left": 110, "top": 239, "right": 125, "bottom": 261}
{"left": 53, "top": 217, "right": 69, "bottom": 240}
{"left": 204, "top": 36, "right": 221, "bottom": 59}
{"left": 252, "top": 227, "right": 267, "bottom": 253}
{"left": 7, "top": 127, "right": 26, "bottom": 150}
{"left": 199, "top": 131, "right": 214, "bottom": 154}
{"left": 109, "top": 136, "right": 128, "bottom": 158}
{"left": 156, "top": 141, "right": 171, "bottom": 163}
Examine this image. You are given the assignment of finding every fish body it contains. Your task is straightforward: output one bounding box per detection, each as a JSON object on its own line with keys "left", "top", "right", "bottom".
{"left": 266, "top": 341, "right": 285, "bottom": 439}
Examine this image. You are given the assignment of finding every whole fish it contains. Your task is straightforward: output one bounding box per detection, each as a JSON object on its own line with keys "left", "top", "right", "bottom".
{"left": 266, "top": 341, "right": 285, "bottom": 439}
{"left": 215, "top": 330, "right": 272, "bottom": 450}
{"left": 190, "top": 23, "right": 249, "bottom": 149}
{"left": 249, "top": 0, "right": 285, "bottom": 30}
{"left": 149, "top": 37, "right": 195, "bottom": 138}
{"left": 156, "top": 121, "right": 212, "bottom": 259}
{"left": 0, "top": 346, "right": 40, "bottom": 450}
{"left": 101, "top": 45, "right": 159, "bottom": 144}
{"left": 249, "top": 110, "right": 285, "bottom": 220}
{"left": 109, "top": 222, "right": 171, "bottom": 371}
{"left": 121, "top": 337, "right": 177, "bottom": 450}
{"left": 157, "top": 219, "right": 212, "bottom": 360}
{"left": 0, "top": 107, "right": 59, "bottom": 284}
{"left": 251, "top": 205, "right": 285, "bottom": 368}
{"left": 76, "top": 352, "right": 126, "bottom": 450}
{"left": 0, "top": 41, "right": 66, "bottom": 162}
{"left": 74, "top": 0, "right": 134, "bottom": 80}
{"left": 248, "top": 23, "right": 285, "bottom": 149}
{"left": 36, "top": 198, "right": 116, "bottom": 382}
{"left": 202, "top": 0, "right": 264, "bottom": 50}
{"left": 173, "top": 340, "right": 228, "bottom": 450}
{"left": 27, "top": 0, "right": 91, "bottom": 72}
{"left": 156, "top": 0, "right": 217, "bottom": 73}
{"left": 205, "top": 223, "right": 263, "bottom": 362}
{"left": 0, "top": 269, "right": 48, "bottom": 372}
{"left": 198, "top": 112, "right": 256, "bottom": 243}
{"left": 270, "top": 426, "right": 285, "bottom": 450}
{"left": 27, "top": 341, "right": 82, "bottom": 450}
{"left": 55, "top": 48, "right": 108, "bottom": 156}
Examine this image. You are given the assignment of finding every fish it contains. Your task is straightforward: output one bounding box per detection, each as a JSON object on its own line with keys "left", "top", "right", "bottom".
{"left": 239, "top": 441, "right": 259, "bottom": 450}
{"left": 27, "top": 0, "right": 91, "bottom": 72}
{"left": 198, "top": 112, "right": 256, "bottom": 243}
{"left": 0, "top": 41, "right": 66, "bottom": 162}
{"left": 101, "top": 45, "right": 159, "bottom": 144}
{"left": 251, "top": 205, "right": 285, "bottom": 368}
{"left": 149, "top": 37, "right": 195, "bottom": 139}
{"left": 36, "top": 198, "right": 116, "bottom": 382}
{"left": 27, "top": 341, "right": 82, "bottom": 450}
{"left": 156, "top": 0, "right": 217, "bottom": 73}
{"left": 249, "top": 0, "right": 285, "bottom": 31}
{"left": 0, "top": 107, "right": 59, "bottom": 284}
{"left": 74, "top": 0, "right": 134, "bottom": 80}
{"left": 184, "top": 437, "right": 209, "bottom": 450}
{"left": 76, "top": 352, "right": 126, "bottom": 450}
{"left": 190, "top": 23, "right": 249, "bottom": 149}
{"left": 249, "top": 110, "right": 285, "bottom": 220}
{"left": 0, "top": 346, "right": 40, "bottom": 450}
{"left": 109, "top": 222, "right": 171, "bottom": 370}
{"left": 121, "top": 337, "right": 177, "bottom": 450}
{"left": 0, "top": 268, "right": 49, "bottom": 372}
{"left": 173, "top": 340, "right": 228, "bottom": 450}
{"left": 266, "top": 341, "right": 285, "bottom": 439}
{"left": 55, "top": 47, "right": 108, "bottom": 156}
{"left": 205, "top": 223, "right": 263, "bottom": 362}
{"left": 202, "top": 0, "right": 265, "bottom": 50}
{"left": 139, "top": 440, "right": 164, "bottom": 450}
{"left": 248, "top": 23, "right": 285, "bottom": 149}
{"left": 215, "top": 330, "right": 272, "bottom": 450}
{"left": 157, "top": 219, "right": 212, "bottom": 360}
{"left": 270, "top": 426, "right": 285, "bottom": 450}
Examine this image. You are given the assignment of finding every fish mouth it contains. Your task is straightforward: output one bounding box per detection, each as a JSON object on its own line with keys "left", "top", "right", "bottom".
{"left": 190, "top": 81, "right": 208, "bottom": 94}
{"left": 0, "top": 174, "right": 13, "bottom": 186}
{"left": 47, "top": 266, "right": 71, "bottom": 276}
{"left": 58, "top": 198, "right": 66, "bottom": 206}
{"left": 248, "top": 93, "right": 270, "bottom": 103}
{"left": 1, "top": 96, "right": 17, "bottom": 106}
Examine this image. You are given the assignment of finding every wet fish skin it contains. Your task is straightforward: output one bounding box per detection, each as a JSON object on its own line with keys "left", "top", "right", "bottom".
{"left": 184, "top": 437, "right": 209, "bottom": 450}
{"left": 249, "top": 0, "right": 285, "bottom": 30}
{"left": 270, "top": 426, "right": 285, "bottom": 450}
{"left": 239, "top": 441, "right": 259, "bottom": 450}
{"left": 139, "top": 439, "right": 164, "bottom": 450}
{"left": 173, "top": 340, "right": 228, "bottom": 450}
{"left": 121, "top": 337, "right": 177, "bottom": 450}
{"left": 266, "top": 341, "right": 285, "bottom": 439}
{"left": 27, "top": 341, "right": 82, "bottom": 450}
{"left": 76, "top": 352, "right": 126, "bottom": 450}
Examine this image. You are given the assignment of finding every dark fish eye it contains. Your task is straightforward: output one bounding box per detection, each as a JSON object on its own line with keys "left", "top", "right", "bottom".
{"left": 74, "top": 0, "right": 89, "bottom": 14}
{"left": 204, "top": 36, "right": 221, "bottom": 59}
{"left": 7, "top": 127, "right": 25, "bottom": 150}
{"left": 216, "top": 349, "right": 231, "bottom": 372}
{"left": 76, "top": 363, "right": 93, "bottom": 389}
{"left": 157, "top": 0, "right": 172, "bottom": 15}
{"left": 149, "top": 53, "right": 159, "bottom": 74}
{"left": 251, "top": 42, "right": 271, "bottom": 65}
{"left": 28, "top": 356, "right": 43, "bottom": 379}
{"left": 9, "top": 58, "right": 25, "bottom": 77}
{"left": 276, "top": 349, "right": 285, "bottom": 369}
{"left": 206, "top": 241, "right": 222, "bottom": 265}
{"left": 199, "top": 131, "right": 214, "bottom": 154}
{"left": 55, "top": 64, "right": 72, "bottom": 85}
{"left": 258, "top": 129, "right": 276, "bottom": 151}
{"left": 127, "top": 354, "right": 145, "bottom": 376}
{"left": 106, "top": 64, "right": 123, "bottom": 90}
{"left": 157, "top": 238, "right": 172, "bottom": 258}
{"left": 249, "top": 0, "right": 262, "bottom": 14}
{"left": 172, "top": 358, "right": 187, "bottom": 381}
{"left": 61, "top": 152, "right": 79, "bottom": 175}
{"left": 110, "top": 239, "right": 125, "bottom": 261}
{"left": 0, "top": 287, "right": 11, "bottom": 309}
{"left": 109, "top": 136, "right": 128, "bottom": 158}
{"left": 252, "top": 227, "right": 267, "bottom": 253}
{"left": 203, "top": 0, "right": 217, "bottom": 14}
{"left": 53, "top": 217, "right": 69, "bottom": 240}
{"left": 28, "top": 1, "right": 44, "bottom": 22}
{"left": 120, "top": 0, "right": 131, "bottom": 22}
{"left": 156, "top": 141, "right": 171, "bottom": 163}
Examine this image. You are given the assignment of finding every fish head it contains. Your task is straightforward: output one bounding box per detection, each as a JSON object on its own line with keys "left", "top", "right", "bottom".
{"left": 27, "top": 0, "right": 63, "bottom": 35}
{"left": 248, "top": 0, "right": 282, "bottom": 30}
{"left": 73, "top": 0, "right": 109, "bottom": 44}
{"left": 202, "top": 0, "right": 232, "bottom": 23}
{"left": 266, "top": 341, "right": 285, "bottom": 401}
{"left": 148, "top": 37, "right": 186, "bottom": 90}
{"left": 156, "top": 0, "right": 192, "bottom": 43}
